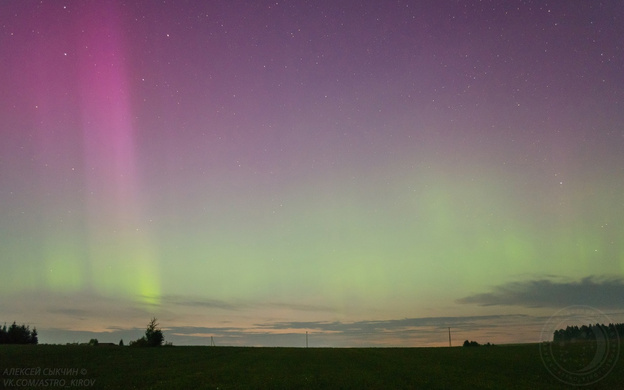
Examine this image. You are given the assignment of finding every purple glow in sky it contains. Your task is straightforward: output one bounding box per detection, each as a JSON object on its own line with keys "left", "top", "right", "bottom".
{"left": 1, "top": 1, "right": 624, "bottom": 346}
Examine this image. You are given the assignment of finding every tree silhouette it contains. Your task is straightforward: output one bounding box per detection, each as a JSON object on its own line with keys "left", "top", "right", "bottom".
{"left": 463, "top": 340, "right": 480, "bottom": 347}
{"left": 553, "top": 322, "right": 624, "bottom": 343}
{"left": 145, "top": 317, "right": 164, "bottom": 347}
{"left": 0, "top": 322, "right": 38, "bottom": 344}
{"left": 130, "top": 318, "right": 164, "bottom": 347}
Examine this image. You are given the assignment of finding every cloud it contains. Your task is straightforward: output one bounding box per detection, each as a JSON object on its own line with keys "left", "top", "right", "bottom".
{"left": 160, "top": 295, "right": 337, "bottom": 313}
{"left": 457, "top": 276, "right": 624, "bottom": 308}
{"left": 160, "top": 295, "right": 247, "bottom": 310}
{"left": 255, "top": 314, "right": 528, "bottom": 334}
{"left": 45, "top": 308, "right": 89, "bottom": 319}
{"left": 155, "top": 314, "right": 533, "bottom": 347}
{"left": 266, "top": 302, "right": 338, "bottom": 313}
{"left": 33, "top": 311, "right": 556, "bottom": 347}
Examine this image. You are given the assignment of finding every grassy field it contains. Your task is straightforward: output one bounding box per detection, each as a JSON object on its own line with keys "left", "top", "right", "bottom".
{"left": 1, "top": 343, "right": 622, "bottom": 389}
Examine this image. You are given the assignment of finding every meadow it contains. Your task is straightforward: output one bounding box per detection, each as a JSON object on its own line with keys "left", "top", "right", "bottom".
{"left": 1, "top": 343, "right": 622, "bottom": 389}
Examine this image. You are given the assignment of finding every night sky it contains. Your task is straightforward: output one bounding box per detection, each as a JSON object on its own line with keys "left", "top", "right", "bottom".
{"left": 1, "top": 0, "right": 624, "bottom": 346}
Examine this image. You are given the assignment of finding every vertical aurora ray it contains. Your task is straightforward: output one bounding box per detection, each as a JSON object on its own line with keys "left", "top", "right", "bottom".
{"left": 0, "top": 2, "right": 91, "bottom": 294}
{"left": 76, "top": 2, "right": 159, "bottom": 305}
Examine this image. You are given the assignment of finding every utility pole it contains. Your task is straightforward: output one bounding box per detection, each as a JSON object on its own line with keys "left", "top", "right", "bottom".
{"left": 211, "top": 336, "right": 215, "bottom": 347}
{"left": 306, "top": 331, "right": 308, "bottom": 348}
{"left": 448, "top": 327, "right": 451, "bottom": 347}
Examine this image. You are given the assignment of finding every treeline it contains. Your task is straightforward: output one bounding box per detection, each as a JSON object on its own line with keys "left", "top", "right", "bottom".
{"left": 0, "top": 322, "right": 38, "bottom": 344}
{"left": 553, "top": 323, "right": 624, "bottom": 342}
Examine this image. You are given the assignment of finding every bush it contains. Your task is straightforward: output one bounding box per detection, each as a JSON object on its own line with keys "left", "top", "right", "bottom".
{"left": 129, "top": 337, "right": 149, "bottom": 347}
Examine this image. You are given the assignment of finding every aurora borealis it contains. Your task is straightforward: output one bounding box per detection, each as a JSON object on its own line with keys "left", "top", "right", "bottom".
{"left": 1, "top": 1, "right": 624, "bottom": 346}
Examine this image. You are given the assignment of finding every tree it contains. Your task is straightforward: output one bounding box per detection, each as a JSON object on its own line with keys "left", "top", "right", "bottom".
{"left": 88, "top": 338, "right": 99, "bottom": 346}
{"left": 145, "top": 318, "right": 164, "bottom": 347}
{"left": 30, "top": 328, "right": 38, "bottom": 345}
{"left": 0, "top": 324, "right": 7, "bottom": 344}
{"left": 130, "top": 318, "right": 164, "bottom": 347}
{"left": 552, "top": 323, "right": 622, "bottom": 343}
{"left": 119, "top": 339, "right": 124, "bottom": 346}
{"left": 463, "top": 340, "right": 480, "bottom": 347}
{"left": 1, "top": 322, "right": 37, "bottom": 344}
